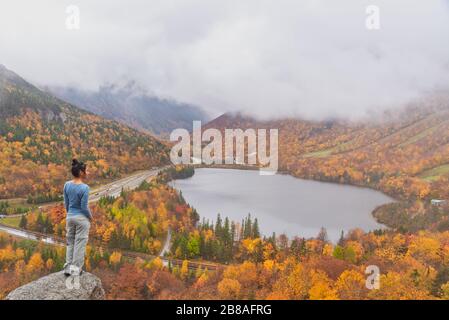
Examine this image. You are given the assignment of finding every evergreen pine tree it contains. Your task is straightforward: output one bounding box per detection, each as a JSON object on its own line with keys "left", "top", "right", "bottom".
{"left": 230, "top": 222, "right": 236, "bottom": 244}
{"left": 252, "top": 218, "right": 260, "bottom": 238}
{"left": 223, "top": 217, "right": 230, "bottom": 244}
{"left": 338, "top": 230, "right": 345, "bottom": 246}
{"left": 215, "top": 214, "right": 223, "bottom": 238}
{"left": 270, "top": 232, "right": 276, "bottom": 245}
{"left": 244, "top": 214, "right": 252, "bottom": 239}
{"left": 36, "top": 212, "right": 45, "bottom": 232}
{"left": 19, "top": 215, "right": 27, "bottom": 229}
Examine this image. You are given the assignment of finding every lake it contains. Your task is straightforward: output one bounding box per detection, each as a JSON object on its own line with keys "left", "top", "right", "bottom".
{"left": 169, "top": 168, "right": 393, "bottom": 242}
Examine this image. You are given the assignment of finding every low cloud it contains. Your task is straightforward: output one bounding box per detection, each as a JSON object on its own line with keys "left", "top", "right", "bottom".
{"left": 1, "top": 0, "right": 449, "bottom": 120}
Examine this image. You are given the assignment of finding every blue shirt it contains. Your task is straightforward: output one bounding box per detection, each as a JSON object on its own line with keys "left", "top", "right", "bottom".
{"left": 63, "top": 181, "right": 92, "bottom": 219}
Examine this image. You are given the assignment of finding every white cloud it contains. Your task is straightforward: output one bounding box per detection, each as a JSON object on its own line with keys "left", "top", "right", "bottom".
{"left": 1, "top": 0, "right": 449, "bottom": 120}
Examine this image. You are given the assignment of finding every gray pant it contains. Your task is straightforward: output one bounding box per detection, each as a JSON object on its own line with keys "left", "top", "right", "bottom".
{"left": 65, "top": 215, "right": 90, "bottom": 269}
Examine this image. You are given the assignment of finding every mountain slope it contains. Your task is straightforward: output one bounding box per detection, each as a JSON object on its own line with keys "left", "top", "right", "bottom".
{"left": 206, "top": 93, "right": 449, "bottom": 200}
{"left": 0, "top": 65, "right": 169, "bottom": 200}
{"left": 48, "top": 84, "right": 208, "bottom": 137}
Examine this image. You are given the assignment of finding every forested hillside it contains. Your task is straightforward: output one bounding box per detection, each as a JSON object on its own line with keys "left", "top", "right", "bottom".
{"left": 1, "top": 168, "right": 448, "bottom": 300}
{"left": 0, "top": 65, "right": 169, "bottom": 200}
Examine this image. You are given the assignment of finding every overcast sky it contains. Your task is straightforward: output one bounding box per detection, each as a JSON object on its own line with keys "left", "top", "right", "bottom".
{"left": 1, "top": 0, "right": 449, "bottom": 120}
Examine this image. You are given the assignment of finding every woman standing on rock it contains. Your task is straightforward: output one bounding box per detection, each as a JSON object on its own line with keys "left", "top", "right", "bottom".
{"left": 63, "top": 159, "right": 93, "bottom": 276}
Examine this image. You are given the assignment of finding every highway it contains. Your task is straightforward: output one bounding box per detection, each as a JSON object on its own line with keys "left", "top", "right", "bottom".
{"left": 0, "top": 166, "right": 168, "bottom": 215}
{"left": 89, "top": 167, "right": 167, "bottom": 203}
{"left": 0, "top": 224, "right": 60, "bottom": 245}
{"left": 1, "top": 167, "right": 167, "bottom": 215}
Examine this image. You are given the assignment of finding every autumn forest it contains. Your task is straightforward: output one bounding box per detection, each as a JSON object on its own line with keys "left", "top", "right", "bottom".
{"left": 1, "top": 65, "right": 449, "bottom": 300}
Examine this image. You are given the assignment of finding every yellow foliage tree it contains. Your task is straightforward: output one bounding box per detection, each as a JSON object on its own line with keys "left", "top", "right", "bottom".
{"left": 308, "top": 270, "right": 338, "bottom": 300}
{"left": 335, "top": 270, "right": 367, "bottom": 300}
{"left": 218, "top": 278, "right": 241, "bottom": 299}
{"left": 25, "top": 253, "right": 44, "bottom": 274}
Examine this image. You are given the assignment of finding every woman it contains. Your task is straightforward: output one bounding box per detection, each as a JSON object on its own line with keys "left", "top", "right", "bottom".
{"left": 63, "top": 159, "right": 93, "bottom": 276}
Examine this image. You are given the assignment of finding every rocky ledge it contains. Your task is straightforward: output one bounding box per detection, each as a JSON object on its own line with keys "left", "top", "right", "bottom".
{"left": 6, "top": 271, "right": 105, "bottom": 300}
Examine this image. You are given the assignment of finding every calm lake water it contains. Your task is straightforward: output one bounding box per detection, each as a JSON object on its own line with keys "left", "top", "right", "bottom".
{"left": 169, "top": 168, "right": 393, "bottom": 242}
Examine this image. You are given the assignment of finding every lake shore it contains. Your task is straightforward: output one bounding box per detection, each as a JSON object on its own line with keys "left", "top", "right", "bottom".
{"left": 170, "top": 167, "right": 394, "bottom": 242}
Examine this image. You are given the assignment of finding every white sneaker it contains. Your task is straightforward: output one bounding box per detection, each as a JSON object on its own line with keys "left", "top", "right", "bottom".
{"left": 69, "top": 265, "right": 81, "bottom": 277}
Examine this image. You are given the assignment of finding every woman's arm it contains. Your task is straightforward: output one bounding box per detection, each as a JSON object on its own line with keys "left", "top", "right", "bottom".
{"left": 63, "top": 183, "right": 69, "bottom": 213}
{"left": 80, "top": 186, "right": 93, "bottom": 220}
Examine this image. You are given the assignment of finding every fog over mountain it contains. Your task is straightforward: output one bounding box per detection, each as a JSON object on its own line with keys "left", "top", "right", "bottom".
{"left": 48, "top": 83, "right": 209, "bottom": 136}
{"left": 1, "top": 0, "right": 449, "bottom": 120}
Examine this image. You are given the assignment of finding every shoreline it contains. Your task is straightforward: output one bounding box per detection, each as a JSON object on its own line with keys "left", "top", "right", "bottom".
{"left": 177, "top": 165, "right": 394, "bottom": 236}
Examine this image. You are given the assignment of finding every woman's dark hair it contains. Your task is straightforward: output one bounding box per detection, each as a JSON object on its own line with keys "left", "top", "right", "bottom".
{"left": 71, "top": 159, "right": 87, "bottom": 178}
